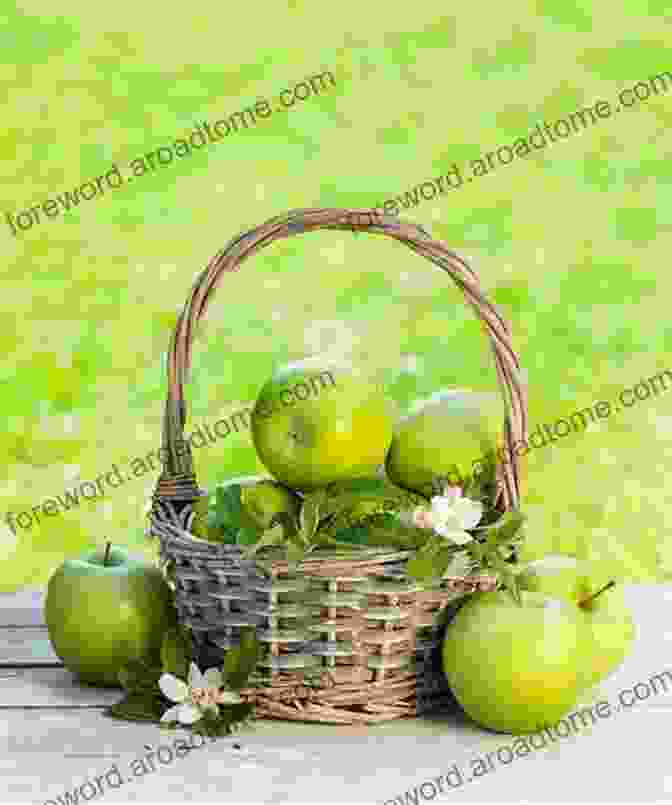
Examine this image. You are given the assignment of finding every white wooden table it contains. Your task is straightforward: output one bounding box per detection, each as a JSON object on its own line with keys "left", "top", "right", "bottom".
{"left": 2, "top": 585, "right": 672, "bottom": 804}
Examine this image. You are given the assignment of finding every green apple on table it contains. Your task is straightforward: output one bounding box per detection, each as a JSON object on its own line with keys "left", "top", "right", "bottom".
{"left": 251, "top": 357, "right": 395, "bottom": 491}
{"left": 45, "top": 544, "right": 177, "bottom": 687}
{"left": 519, "top": 554, "right": 636, "bottom": 688}
{"left": 442, "top": 590, "right": 593, "bottom": 734}
{"left": 386, "top": 389, "right": 504, "bottom": 497}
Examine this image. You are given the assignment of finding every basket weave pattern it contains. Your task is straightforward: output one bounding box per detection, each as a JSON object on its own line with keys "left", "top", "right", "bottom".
{"left": 149, "top": 208, "right": 527, "bottom": 725}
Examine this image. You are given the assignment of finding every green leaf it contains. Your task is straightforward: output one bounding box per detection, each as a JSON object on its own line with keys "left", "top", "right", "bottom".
{"left": 321, "top": 479, "right": 425, "bottom": 520}
{"left": 223, "top": 627, "right": 260, "bottom": 690}
{"left": 118, "top": 659, "right": 163, "bottom": 694}
{"left": 208, "top": 483, "right": 263, "bottom": 544}
{"left": 225, "top": 701, "right": 255, "bottom": 724}
{"left": 465, "top": 539, "right": 487, "bottom": 564}
{"left": 107, "top": 692, "right": 166, "bottom": 723}
{"left": 236, "top": 524, "right": 263, "bottom": 546}
{"left": 299, "top": 497, "right": 321, "bottom": 541}
{"left": 161, "top": 625, "right": 193, "bottom": 679}
{"left": 271, "top": 510, "right": 300, "bottom": 539}
{"left": 486, "top": 555, "right": 521, "bottom": 603}
{"left": 286, "top": 538, "right": 306, "bottom": 565}
{"left": 363, "top": 515, "right": 431, "bottom": 550}
{"left": 241, "top": 523, "right": 285, "bottom": 558}
{"left": 216, "top": 483, "right": 244, "bottom": 520}
{"left": 160, "top": 557, "right": 177, "bottom": 588}
{"left": 406, "top": 556, "right": 438, "bottom": 583}
{"left": 482, "top": 509, "right": 525, "bottom": 545}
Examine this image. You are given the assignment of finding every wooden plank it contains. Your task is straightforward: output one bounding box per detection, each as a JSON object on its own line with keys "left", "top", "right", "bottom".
{"left": 0, "top": 668, "right": 121, "bottom": 708}
{"left": 3, "top": 706, "right": 672, "bottom": 804}
{"left": 0, "top": 588, "right": 45, "bottom": 626}
{"left": 0, "top": 627, "right": 61, "bottom": 666}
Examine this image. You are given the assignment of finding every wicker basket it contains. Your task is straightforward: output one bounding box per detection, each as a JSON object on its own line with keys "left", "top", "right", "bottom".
{"left": 149, "top": 207, "right": 527, "bottom": 725}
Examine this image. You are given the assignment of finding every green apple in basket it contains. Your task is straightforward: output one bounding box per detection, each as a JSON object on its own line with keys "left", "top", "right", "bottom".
{"left": 250, "top": 357, "right": 395, "bottom": 491}
{"left": 45, "top": 544, "right": 177, "bottom": 687}
{"left": 386, "top": 389, "right": 505, "bottom": 498}
{"left": 519, "top": 554, "right": 636, "bottom": 688}
{"left": 190, "top": 475, "right": 301, "bottom": 545}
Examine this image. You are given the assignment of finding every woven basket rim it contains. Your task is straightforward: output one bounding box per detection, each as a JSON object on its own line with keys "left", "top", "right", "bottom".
{"left": 156, "top": 514, "right": 414, "bottom": 568}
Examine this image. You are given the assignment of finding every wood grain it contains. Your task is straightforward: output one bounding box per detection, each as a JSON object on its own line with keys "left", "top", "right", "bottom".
{"left": 0, "top": 668, "right": 121, "bottom": 708}
{"left": 0, "top": 627, "right": 60, "bottom": 666}
{"left": 0, "top": 589, "right": 45, "bottom": 627}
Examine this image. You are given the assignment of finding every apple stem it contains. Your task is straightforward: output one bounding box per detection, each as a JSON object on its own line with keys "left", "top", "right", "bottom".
{"left": 579, "top": 579, "right": 616, "bottom": 608}
{"left": 103, "top": 542, "right": 112, "bottom": 566}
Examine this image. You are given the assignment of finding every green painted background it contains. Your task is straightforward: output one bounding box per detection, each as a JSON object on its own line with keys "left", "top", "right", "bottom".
{"left": 1, "top": 1, "right": 670, "bottom": 591}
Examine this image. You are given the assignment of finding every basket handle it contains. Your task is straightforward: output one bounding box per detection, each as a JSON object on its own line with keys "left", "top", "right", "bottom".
{"left": 151, "top": 207, "right": 528, "bottom": 511}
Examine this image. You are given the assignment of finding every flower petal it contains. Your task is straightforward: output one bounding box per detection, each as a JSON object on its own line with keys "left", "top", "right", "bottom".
{"left": 430, "top": 496, "right": 454, "bottom": 522}
{"left": 158, "top": 673, "right": 189, "bottom": 703}
{"left": 436, "top": 511, "right": 464, "bottom": 533}
{"left": 177, "top": 702, "right": 203, "bottom": 724}
{"left": 414, "top": 509, "right": 435, "bottom": 529}
{"left": 188, "top": 662, "right": 206, "bottom": 689}
{"left": 452, "top": 498, "right": 484, "bottom": 530}
{"left": 160, "top": 704, "right": 182, "bottom": 723}
{"left": 443, "top": 486, "right": 463, "bottom": 503}
{"left": 398, "top": 510, "right": 416, "bottom": 528}
{"left": 436, "top": 526, "right": 473, "bottom": 545}
{"left": 204, "top": 668, "right": 223, "bottom": 689}
{"left": 218, "top": 689, "right": 243, "bottom": 705}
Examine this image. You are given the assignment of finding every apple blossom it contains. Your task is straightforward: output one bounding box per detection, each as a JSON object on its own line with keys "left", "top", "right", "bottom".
{"left": 159, "top": 661, "right": 242, "bottom": 725}
{"left": 402, "top": 486, "right": 483, "bottom": 546}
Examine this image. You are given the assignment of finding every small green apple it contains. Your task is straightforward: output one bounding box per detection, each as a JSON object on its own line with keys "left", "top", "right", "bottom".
{"left": 519, "top": 555, "right": 636, "bottom": 686}
{"left": 251, "top": 357, "right": 395, "bottom": 491}
{"left": 442, "top": 590, "right": 592, "bottom": 734}
{"left": 577, "top": 580, "right": 636, "bottom": 688}
{"left": 386, "top": 389, "right": 504, "bottom": 497}
{"left": 45, "top": 544, "right": 177, "bottom": 687}
{"left": 518, "top": 554, "right": 600, "bottom": 604}
{"left": 190, "top": 475, "right": 300, "bottom": 542}
{"left": 239, "top": 478, "right": 301, "bottom": 530}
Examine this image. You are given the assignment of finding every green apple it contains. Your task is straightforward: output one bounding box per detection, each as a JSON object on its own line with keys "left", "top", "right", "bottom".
{"left": 519, "top": 555, "right": 636, "bottom": 686}
{"left": 577, "top": 581, "right": 636, "bottom": 688}
{"left": 45, "top": 544, "right": 177, "bottom": 687}
{"left": 386, "top": 389, "right": 504, "bottom": 497}
{"left": 251, "top": 357, "right": 395, "bottom": 491}
{"left": 442, "top": 590, "right": 592, "bottom": 734}
{"left": 239, "top": 478, "right": 301, "bottom": 530}
{"left": 518, "top": 554, "right": 601, "bottom": 604}
{"left": 190, "top": 475, "right": 300, "bottom": 542}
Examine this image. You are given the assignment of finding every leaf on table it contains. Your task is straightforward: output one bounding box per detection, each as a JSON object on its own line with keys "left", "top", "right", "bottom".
{"left": 107, "top": 692, "right": 166, "bottom": 723}
{"left": 161, "top": 624, "right": 194, "bottom": 679}
{"left": 118, "top": 659, "right": 163, "bottom": 694}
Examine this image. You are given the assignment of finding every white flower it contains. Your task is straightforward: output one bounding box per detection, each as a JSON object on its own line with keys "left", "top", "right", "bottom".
{"left": 159, "top": 662, "right": 242, "bottom": 725}
{"left": 403, "top": 486, "right": 483, "bottom": 546}
{"left": 429, "top": 487, "right": 483, "bottom": 544}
